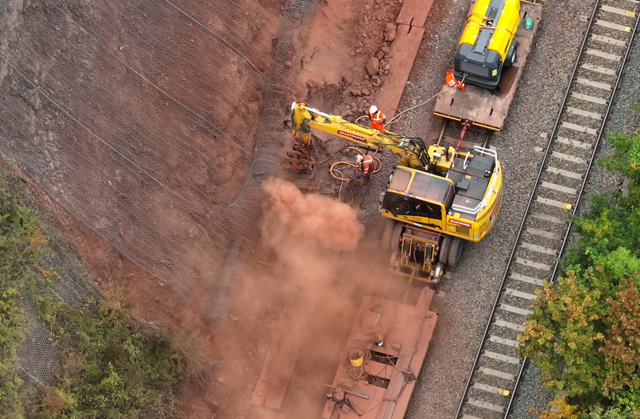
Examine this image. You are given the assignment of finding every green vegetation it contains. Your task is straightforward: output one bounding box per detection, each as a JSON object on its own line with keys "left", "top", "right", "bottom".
{"left": 0, "top": 188, "right": 203, "bottom": 418}
{"left": 518, "top": 131, "right": 640, "bottom": 418}
{"left": 0, "top": 189, "right": 34, "bottom": 418}
{"left": 532, "top": 395, "right": 627, "bottom": 419}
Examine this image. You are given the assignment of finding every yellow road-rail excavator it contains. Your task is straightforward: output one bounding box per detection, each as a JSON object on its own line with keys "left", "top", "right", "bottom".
{"left": 454, "top": 0, "right": 521, "bottom": 90}
{"left": 290, "top": 102, "right": 504, "bottom": 284}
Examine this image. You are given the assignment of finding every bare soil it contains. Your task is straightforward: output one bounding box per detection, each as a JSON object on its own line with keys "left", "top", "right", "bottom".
{"left": 291, "top": 0, "right": 404, "bottom": 117}
{"left": 0, "top": 0, "right": 409, "bottom": 418}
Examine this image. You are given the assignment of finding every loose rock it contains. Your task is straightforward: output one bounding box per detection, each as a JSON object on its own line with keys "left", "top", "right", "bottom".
{"left": 366, "top": 57, "right": 380, "bottom": 77}
{"left": 384, "top": 23, "right": 397, "bottom": 42}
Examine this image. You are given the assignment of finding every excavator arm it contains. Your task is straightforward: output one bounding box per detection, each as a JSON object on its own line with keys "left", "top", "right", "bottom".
{"left": 290, "top": 102, "right": 432, "bottom": 172}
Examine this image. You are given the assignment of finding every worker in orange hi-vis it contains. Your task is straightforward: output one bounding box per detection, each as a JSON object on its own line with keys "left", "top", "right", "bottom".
{"left": 445, "top": 69, "right": 466, "bottom": 90}
{"left": 366, "top": 105, "right": 387, "bottom": 131}
{"left": 355, "top": 154, "right": 375, "bottom": 182}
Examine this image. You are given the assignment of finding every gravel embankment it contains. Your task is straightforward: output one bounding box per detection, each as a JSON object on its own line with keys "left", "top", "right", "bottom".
{"left": 357, "top": 0, "right": 619, "bottom": 418}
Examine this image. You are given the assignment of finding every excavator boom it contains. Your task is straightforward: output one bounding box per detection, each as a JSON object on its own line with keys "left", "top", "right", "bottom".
{"left": 290, "top": 102, "right": 431, "bottom": 171}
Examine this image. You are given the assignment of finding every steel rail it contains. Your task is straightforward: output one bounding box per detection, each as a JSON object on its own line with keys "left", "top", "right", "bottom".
{"left": 453, "top": 0, "right": 640, "bottom": 416}
{"left": 503, "top": 4, "right": 640, "bottom": 418}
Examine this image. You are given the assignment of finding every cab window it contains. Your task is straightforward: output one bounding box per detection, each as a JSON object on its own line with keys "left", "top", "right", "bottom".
{"left": 383, "top": 193, "right": 443, "bottom": 220}
{"left": 413, "top": 200, "right": 443, "bottom": 220}
{"left": 383, "top": 193, "right": 411, "bottom": 216}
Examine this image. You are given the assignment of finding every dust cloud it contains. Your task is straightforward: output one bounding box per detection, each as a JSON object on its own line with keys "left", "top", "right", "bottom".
{"left": 261, "top": 177, "right": 364, "bottom": 252}
{"left": 216, "top": 178, "right": 374, "bottom": 419}
{"left": 211, "top": 178, "right": 390, "bottom": 419}
{"left": 253, "top": 178, "right": 368, "bottom": 418}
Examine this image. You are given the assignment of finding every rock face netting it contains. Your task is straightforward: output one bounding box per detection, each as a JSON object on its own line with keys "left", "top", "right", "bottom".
{"left": 16, "top": 241, "right": 100, "bottom": 386}
{"left": 0, "top": 0, "right": 319, "bottom": 319}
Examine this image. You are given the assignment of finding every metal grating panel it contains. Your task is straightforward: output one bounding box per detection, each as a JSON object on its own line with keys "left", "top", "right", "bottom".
{"left": 460, "top": 60, "right": 491, "bottom": 77}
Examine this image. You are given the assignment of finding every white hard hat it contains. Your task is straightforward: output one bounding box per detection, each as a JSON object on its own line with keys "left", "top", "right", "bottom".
{"left": 356, "top": 154, "right": 364, "bottom": 163}
{"left": 369, "top": 105, "right": 378, "bottom": 114}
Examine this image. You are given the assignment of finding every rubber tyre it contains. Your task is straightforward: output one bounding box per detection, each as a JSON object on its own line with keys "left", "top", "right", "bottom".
{"left": 390, "top": 222, "right": 404, "bottom": 251}
{"left": 504, "top": 42, "right": 517, "bottom": 68}
{"left": 438, "top": 236, "right": 452, "bottom": 265}
{"left": 447, "top": 238, "right": 463, "bottom": 268}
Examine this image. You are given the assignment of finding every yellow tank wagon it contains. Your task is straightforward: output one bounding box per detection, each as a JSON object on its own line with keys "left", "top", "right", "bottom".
{"left": 454, "top": 0, "right": 521, "bottom": 90}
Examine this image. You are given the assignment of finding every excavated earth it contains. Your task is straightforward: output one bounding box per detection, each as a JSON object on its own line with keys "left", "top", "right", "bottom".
{"left": 2, "top": 0, "right": 639, "bottom": 418}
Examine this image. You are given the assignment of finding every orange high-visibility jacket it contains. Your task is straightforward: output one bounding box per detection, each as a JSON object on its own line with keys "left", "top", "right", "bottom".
{"left": 366, "top": 109, "right": 386, "bottom": 130}
{"left": 361, "top": 155, "right": 374, "bottom": 176}
{"left": 446, "top": 70, "right": 466, "bottom": 90}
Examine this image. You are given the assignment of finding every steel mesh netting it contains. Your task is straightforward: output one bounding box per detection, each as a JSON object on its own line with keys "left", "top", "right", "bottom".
{"left": 16, "top": 240, "right": 100, "bottom": 386}
{"left": 0, "top": 0, "right": 318, "bottom": 321}
{"left": 17, "top": 316, "right": 60, "bottom": 385}
{"left": 210, "top": 0, "right": 321, "bottom": 318}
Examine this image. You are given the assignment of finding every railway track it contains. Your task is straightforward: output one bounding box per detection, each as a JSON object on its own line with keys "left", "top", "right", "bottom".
{"left": 454, "top": 1, "right": 640, "bottom": 418}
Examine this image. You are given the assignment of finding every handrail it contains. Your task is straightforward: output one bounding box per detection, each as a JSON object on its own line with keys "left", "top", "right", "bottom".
{"left": 450, "top": 146, "right": 500, "bottom": 215}
{"left": 450, "top": 164, "right": 500, "bottom": 215}
{"left": 462, "top": 152, "right": 471, "bottom": 170}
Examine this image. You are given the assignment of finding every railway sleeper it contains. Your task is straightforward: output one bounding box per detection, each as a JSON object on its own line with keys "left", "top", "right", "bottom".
{"left": 483, "top": 336, "right": 521, "bottom": 356}
{"left": 549, "top": 139, "right": 596, "bottom": 160}
{"left": 463, "top": 398, "right": 507, "bottom": 418}
{"left": 529, "top": 200, "right": 574, "bottom": 221}
{"left": 532, "top": 190, "right": 578, "bottom": 212}
{"left": 566, "top": 95, "right": 609, "bottom": 115}
{"left": 500, "top": 275, "right": 543, "bottom": 297}
{"left": 568, "top": 82, "right": 614, "bottom": 103}
{"left": 474, "top": 367, "right": 517, "bottom": 390}
{"left": 500, "top": 291, "right": 542, "bottom": 311}
{"left": 515, "top": 245, "right": 560, "bottom": 265}
{"left": 467, "top": 383, "right": 511, "bottom": 406}
{"left": 539, "top": 170, "right": 584, "bottom": 191}
{"left": 575, "top": 66, "right": 618, "bottom": 86}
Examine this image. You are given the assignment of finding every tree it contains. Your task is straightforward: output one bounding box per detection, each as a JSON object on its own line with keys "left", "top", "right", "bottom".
{"left": 587, "top": 405, "right": 628, "bottom": 419}
{"left": 518, "top": 260, "right": 640, "bottom": 410}
{"left": 600, "top": 132, "right": 640, "bottom": 182}
{"left": 518, "top": 131, "right": 640, "bottom": 417}
{"left": 530, "top": 395, "right": 580, "bottom": 419}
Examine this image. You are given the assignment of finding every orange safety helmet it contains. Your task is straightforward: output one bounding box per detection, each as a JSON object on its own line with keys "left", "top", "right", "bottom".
{"left": 445, "top": 70, "right": 465, "bottom": 90}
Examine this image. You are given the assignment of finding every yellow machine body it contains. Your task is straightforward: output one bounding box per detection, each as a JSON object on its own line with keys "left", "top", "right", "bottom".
{"left": 459, "top": 0, "right": 520, "bottom": 61}
{"left": 380, "top": 152, "right": 503, "bottom": 243}
{"left": 454, "top": 0, "right": 521, "bottom": 89}
{"left": 289, "top": 102, "right": 503, "bottom": 244}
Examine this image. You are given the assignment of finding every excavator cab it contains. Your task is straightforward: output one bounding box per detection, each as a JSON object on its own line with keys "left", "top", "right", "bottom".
{"left": 381, "top": 145, "right": 502, "bottom": 244}
{"left": 381, "top": 167, "right": 454, "bottom": 232}
{"left": 453, "top": 0, "right": 521, "bottom": 90}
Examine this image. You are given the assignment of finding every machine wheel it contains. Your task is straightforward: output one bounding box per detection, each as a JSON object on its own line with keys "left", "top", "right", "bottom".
{"left": 389, "top": 250, "right": 400, "bottom": 270}
{"left": 504, "top": 41, "right": 517, "bottom": 67}
{"left": 389, "top": 222, "right": 404, "bottom": 251}
{"left": 433, "top": 262, "right": 444, "bottom": 283}
{"left": 381, "top": 220, "right": 395, "bottom": 251}
{"left": 439, "top": 236, "right": 452, "bottom": 265}
{"left": 447, "top": 238, "right": 464, "bottom": 268}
